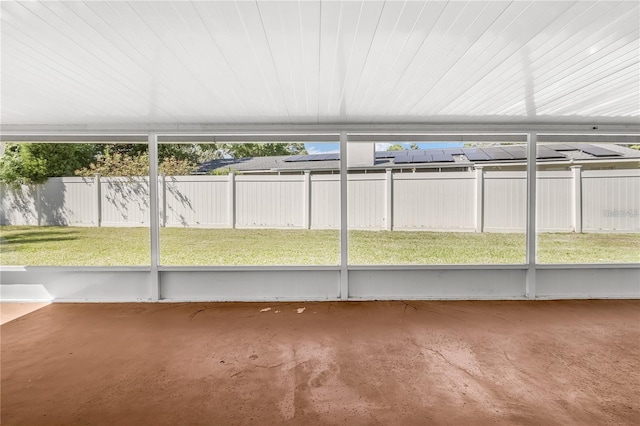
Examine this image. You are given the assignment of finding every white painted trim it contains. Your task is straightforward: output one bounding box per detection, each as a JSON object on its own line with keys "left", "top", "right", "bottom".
{"left": 526, "top": 133, "right": 537, "bottom": 298}
{"left": 2, "top": 123, "right": 639, "bottom": 137}
{"left": 385, "top": 169, "right": 392, "bottom": 231}
{"left": 571, "top": 166, "right": 582, "bottom": 233}
{"left": 148, "top": 134, "right": 160, "bottom": 301}
{"left": 475, "top": 166, "right": 484, "bottom": 232}
{"left": 0, "top": 266, "right": 152, "bottom": 272}
{"left": 157, "top": 266, "right": 341, "bottom": 272}
{"left": 347, "top": 264, "right": 528, "bottom": 270}
{"left": 535, "top": 263, "right": 640, "bottom": 269}
{"left": 1, "top": 266, "right": 637, "bottom": 302}
{"left": 1, "top": 126, "right": 638, "bottom": 302}
{"left": 303, "top": 171, "right": 311, "bottom": 229}
{"left": 228, "top": 173, "right": 236, "bottom": 229}
{"left": 339, "top": 132, "right": 348, "bottom": 299}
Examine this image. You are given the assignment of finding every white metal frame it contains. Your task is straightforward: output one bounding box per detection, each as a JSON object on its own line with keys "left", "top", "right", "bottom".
{"left": 1, "top": 124, "right": 639, "bottom": 302}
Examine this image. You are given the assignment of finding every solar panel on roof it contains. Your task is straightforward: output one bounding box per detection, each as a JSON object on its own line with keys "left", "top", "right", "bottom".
{"left": 394, "top": 156, "right": 413, "bottom": 164}
{"left": 462, "top": 148, "right": 491, "bottom": 161}
{"left": 442, "top": 148, "right": 464, "bottom": 155}
{"left": 536, "top": 147, "right": 565, "bottom": 159}
{"left": 431, "top": 153, "right": 455, "bottom": 162}
{"left": 483, "top": 148, "right": 514, "bottom": 160}
{"left": 546, "top": 144, "right": 576, "bottom": 151}
{"left": 575, "top": 144, "right": 622, "bottom": 157}
{"left": 411, "top": 154, "right": 433, "bottom": 163}
{"left": 326, "top": 153, "right": 340, "bottom": 160}
{"left": 505, "top": 147, "right": 527, "bottom": 160}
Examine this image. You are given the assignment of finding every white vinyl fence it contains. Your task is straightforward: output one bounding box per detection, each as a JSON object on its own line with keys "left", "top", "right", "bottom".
{"left": 1, "top": 168, "right": 639, "bottom": 232}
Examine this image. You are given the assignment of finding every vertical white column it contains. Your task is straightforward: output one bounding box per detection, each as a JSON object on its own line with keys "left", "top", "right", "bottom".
{"left": 95, "top": 174, "right": 102, "bottom": 227}
{"left": 475, "top": 166, "right": 484, "bottom": 233}
{"left": 385, "top": 168, "right": 393, "bottom": 231}
{"left": 303, "top": 170, "right": 311, "bottom": 229}
{"left": 148, "top": 133, "right": 160, "bottom": 301}
{"left": 35, "top": 184, "right": 42, "bottom": 226}
{"left": 339, "top": 132, "right": 348, "bottom": 299}
{"left": 228, "top": 172, "right": 235, "bottom": 229}
{"left": 526, "top": 133, "right": 537, "bottom": 299}
{"left": 571, "top": 165, "right": 582, "bottom": 233}
{"left": 160, "top": 174, "right": 167, "bottom": 228}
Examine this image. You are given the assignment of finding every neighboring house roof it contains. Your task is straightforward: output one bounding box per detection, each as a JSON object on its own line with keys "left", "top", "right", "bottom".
{"left": 197, "top": 144, "right": 640, "bottom": 174}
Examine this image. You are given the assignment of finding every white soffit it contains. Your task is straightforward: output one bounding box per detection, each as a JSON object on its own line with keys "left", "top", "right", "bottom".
{"left": 1, "top": 0, "right": 639, "bottom": 130}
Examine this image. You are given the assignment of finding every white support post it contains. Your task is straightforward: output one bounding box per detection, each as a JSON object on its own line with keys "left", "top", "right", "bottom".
{"left": 228, "top": 172, "right": 236, "bottom": 229}
{"left": 571, "top": 165, "right": 582, "bottom": 233}
{"left": 148, "top": 133, "right": 160, "bottom": 301}
{"left": 475, "top": 166, "right": 484, "bottom": 233}
{"left": 385, "top": 168, "right": 393, "bottom": 231}
{"left": 339, "top": 132, "right": 348, "bottom": 299}
{"left": 526, "top": 133, "right": 537, "bottom": 299}
{"left": 160, "top": 174, "right": 167, "bottom": 228}
{"left": 303, "top": 170, "right": 311, "bottom": 229}
{"left": 95, "top": 174, "right": 101, "bottom": 227}
{"left": 35, "top": 184, "right": 42, "bottom": 226}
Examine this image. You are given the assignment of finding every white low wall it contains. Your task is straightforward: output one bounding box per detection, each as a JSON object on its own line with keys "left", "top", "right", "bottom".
{"left": 2, "top": 266, "right": 638, "bottom": 302}
{"left": 1, "top": 169, "right": 639, "bottom": 232}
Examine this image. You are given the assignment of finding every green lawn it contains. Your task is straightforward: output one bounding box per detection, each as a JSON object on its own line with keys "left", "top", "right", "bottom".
{"left": 0, "top": 226, "right": 638, "bottom": 266}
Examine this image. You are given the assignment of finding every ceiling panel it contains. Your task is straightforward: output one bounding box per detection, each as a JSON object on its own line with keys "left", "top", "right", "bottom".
{"left": 1, "top": 0, "right": 638, "bottom": 130}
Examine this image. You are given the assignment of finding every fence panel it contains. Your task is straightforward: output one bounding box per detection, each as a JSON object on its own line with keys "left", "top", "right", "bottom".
{"left": 0, "top": 183, "right": 39, "bottom": 225}
{"left": 393, "top": 173, "right": 475, "bottom": 231}
{"left": 1, "top": 170, "right": 638, "bottom": 232}
{"left": 348, "top": 175, "right": 385, "bottom": 229}
{"left": 483, "top": 171, "right": 526, "bottom": 232}
{"left": 537, "top": 171, "right": 573, "bottom": 232}
{"left": 310, "top": 175, "right": 339, "bottom": 229}
{"left": 100, "top": 177, "right": 150, "bottom": 226}
{"left": 163, "top": 176, "right": 228, "bottom": 227}
{"left": 582, "top": 169, "right": 640, "bottom": 232}
{"left": 235, "top": 175, "right": 304, "bottom": 228}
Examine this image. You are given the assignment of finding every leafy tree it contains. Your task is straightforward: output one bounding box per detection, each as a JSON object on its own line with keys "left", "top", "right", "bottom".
{"left": 218, "top": 142, "right": 307, "bottom": 158}
{"left": 387, "top": 143, "right": 420, "bottom": 151}
{"left": 207, "top": 167, "right": 241, "bottom": 176}
{"left": 0, "top": 143, "right": 94, "bottom": 184}
{"left": 92, "top": 142, "right": 307, "bottom": 161}
{"left": 94, "top": 143, "right": 210, "bottom": 163}
{"left": 75, "top": 149, "right": 196, "bottom": 177}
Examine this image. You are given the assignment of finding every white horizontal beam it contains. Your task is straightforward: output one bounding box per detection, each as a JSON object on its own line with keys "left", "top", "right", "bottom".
{"left": 157, "top": 134, "right": 339, "bottom": 142}
{"left": 537, "top": 134, "right": 640, "bottom": 143}
{"left": 349, "top": 134, "right": 528, "bottom": 142}
{"left": 1, "top": 122, "right": 639, "bottom": 137}
{"left": 0, "top": 134, "right": 149, "bottom": 142}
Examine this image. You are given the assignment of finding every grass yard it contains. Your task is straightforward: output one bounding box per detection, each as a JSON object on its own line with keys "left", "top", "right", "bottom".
{"left": 0, "top": 226, "right": 638, "bottom": 266}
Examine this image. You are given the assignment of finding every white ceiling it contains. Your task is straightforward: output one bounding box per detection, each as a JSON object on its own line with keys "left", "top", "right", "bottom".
{"left": 1, "top": 0, "right": 639, "bottom": 130}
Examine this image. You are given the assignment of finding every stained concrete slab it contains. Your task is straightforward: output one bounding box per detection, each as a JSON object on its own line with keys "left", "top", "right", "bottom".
{"left": 0, "top": 302, "right": 49, "bottom": 325}
{"left": 1, "top": 300, "right": 639, "bottom": 425}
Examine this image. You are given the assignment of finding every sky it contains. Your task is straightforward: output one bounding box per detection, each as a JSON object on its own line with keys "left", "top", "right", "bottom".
{"left": 305, "top": 142, "right": 464, "bottom": 154}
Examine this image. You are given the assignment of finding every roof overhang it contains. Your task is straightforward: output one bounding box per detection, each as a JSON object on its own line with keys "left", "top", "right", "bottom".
{"left": 2, "top": 1, "right": 638, "bottom": 134}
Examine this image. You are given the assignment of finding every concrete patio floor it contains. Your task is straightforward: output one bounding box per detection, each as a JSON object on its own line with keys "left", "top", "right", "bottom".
{"left": 1, "top": 300, "right": 639, "bottom": 425}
